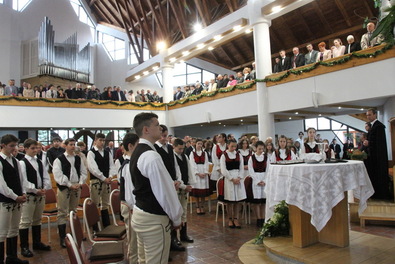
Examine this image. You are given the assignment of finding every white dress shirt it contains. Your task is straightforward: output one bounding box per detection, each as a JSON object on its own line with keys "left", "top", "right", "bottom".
{"left": 53, "top": 153, "right": 87, "bottom": 187}
{"left": 0, "top": 152, "right": 28, "bottom": 200}
{"left": 174, "top": 152, "right": 196, "bottom": 190}
{"left": 155, "top": 141, "right": 182, "bottom": 180}
{"left": 19, "top": 155, "right": 51, "bottom": 194}
{"left": 119, "top": 155, "right": 135, "bottom": 208}
{"left": 87, "top": 146, "right": 117, "bottom": 181}
{"left": 135, "top": 139, "right": 183, "bottom": 226}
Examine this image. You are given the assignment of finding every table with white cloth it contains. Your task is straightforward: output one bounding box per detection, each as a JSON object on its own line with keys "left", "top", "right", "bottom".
{"left": 265, "top": 160, "right": 374, "bottom": 248}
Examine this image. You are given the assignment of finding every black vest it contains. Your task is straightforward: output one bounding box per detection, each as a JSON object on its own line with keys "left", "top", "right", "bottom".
{"left": 154, "top": 144, "right": 177, "bottom": 180}
{"left": 175, "top": 154, "right": 189, "bottom": 185}
{"left": 0, "top": 156, "right": 23, "bottom": 203}
{"left": 90, "top": 149, "right": 110, "bottom": 180}
{"left": 252, "top": 154, "right": 267, "bottom": 173}
{"left": 22, "top": 157, "right": 44, "bottom": 192}
{"left": 119, "top": 159, "right": 130, "bottom": 202}
{"left": 131, "top": 144, "right": 166, "bottom": 215}
{"left": 224, "top": 152, "right": 240, "bottom": 171}
{"left": 57, "top": 154, "right": 81, "bottom": 190}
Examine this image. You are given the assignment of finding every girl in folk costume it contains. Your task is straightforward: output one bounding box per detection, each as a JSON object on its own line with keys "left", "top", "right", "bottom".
{"left": 265, "top": 142, "right": 276, "bottom": 163}
{"left": 271, "top": 135, "right": 297, "bottom": 163}
{"left": 189, "top": 138, "right": 210, "bottom": 215}
{"left": 210, "top": 133, "right": 227, "bottom": 182}
{"left": 238, "top": 139, "right": 252, "bottom": 178}
{"left": 323, "top": 139, "right": 335, "bottom": 159}
{"left": 300, "top": 127, "right": 326, "bottom": 160}
{"left": 248, "top": 141, "right": 267, "bottom": 227}
{"left": 220, "top": 139, "right": 246, "bottom": 229}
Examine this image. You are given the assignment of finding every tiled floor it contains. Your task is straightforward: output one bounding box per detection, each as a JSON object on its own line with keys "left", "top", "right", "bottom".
{"left": 20, "top": 202, "right": 395, "bottom": 264}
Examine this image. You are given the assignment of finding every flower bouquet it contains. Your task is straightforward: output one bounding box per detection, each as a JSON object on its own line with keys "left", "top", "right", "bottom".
{"left": 254, "top": 200, "right": 290, "bottom": 244}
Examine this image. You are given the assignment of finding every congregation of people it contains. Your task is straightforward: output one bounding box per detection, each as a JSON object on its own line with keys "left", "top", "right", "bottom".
{"left": 272, "top": 22, "right": 384, "bottom": 73}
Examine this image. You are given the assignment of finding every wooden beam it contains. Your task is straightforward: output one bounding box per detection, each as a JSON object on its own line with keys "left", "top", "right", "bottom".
{"left": 228, "top": 41, "right": 248, "bottom": 64}
{"left": 276, "top": 16, "right": 300, "bottom": 48}
{"left": 91, "top": 4, "right": 113, "bottom": 24}
{"left": 363, "top": 0, "right": 375, "bottom": 19}
{"left": 100, "top": 0, "right": 124, "bottom": 27}
{"left": 197, "top": 54, "right": 233, "bottom": 70}
{"left": 231, "top": 60, "right": 255, "bottom": 71}
{"left": 294, "top": 9, "right": 314, "bottom": 40}
{"left": 169, "top": 0, "right": 187, "bottom": 39}
{"left": 335, "top": 0, "right": 352, "bottom": 27}
{"left": 89, "top": 0, "right": 99, "bottom": 6}
{"left": 194, "top": 0, "right": 209, "bottom": 27}
{"left": 146, "top": 0, "right": 168, "bottom": 41}
{"left": 312, "top": 1, "right": 333, "bottom": 34}
{"left": 134, "top": 0, "right": 155, "bottom": 56}
{"left": 218, "top": 46, "right": 238, "bottom": 67}
{"left": 225, "top": 0, "right": 235, "bottom": 12}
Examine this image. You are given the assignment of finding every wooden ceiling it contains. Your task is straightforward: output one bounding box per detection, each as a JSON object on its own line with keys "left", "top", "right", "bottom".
{"left": 86, "top": 0, "right": 378, "bottom": 72}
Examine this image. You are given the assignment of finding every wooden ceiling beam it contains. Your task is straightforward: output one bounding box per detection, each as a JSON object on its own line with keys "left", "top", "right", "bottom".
{"left": 135, "top": 0, "right": 156, "bottom": 56}
{"left": 194, "top": 0, "right": 209, "bottom": 27}
{"left": 169, "top": 0, "right": 188, "bottom": 39}
{"left": 225, "top": 0, "right": 236, "bottom": 12}
{"left": 363, "top": 0, "right": 375, "bottom": 19}
{"left": 89, "top": 0, "right": 99, "bottom": 6}
{"left": 146, "top": 0, "right": 168, "bottom": 41}
{"left": 228, "top": 40, "right": 249, "bottom": 64}
{"left": 197, "top": 54, "right": 235, "bottom": 71}
{"left": 311, "top": 1, "right": 333, "bottom": 34}
{"left": 335, "top": 0, "right": 352, "bottom": 27}
{"left": 294, "top": 9, "right": 314, "bottom": 40}
{"left": 277, "top": 16, "right": 300, "bottom": 47}
{"left": 218, "top": 46, "right": 238, "bottom": 67}
{"left": 91, "top": 3, "right": 113, "bottom": 24}
{"left": 99, "top": 0, "right": 124, "bottom": 27}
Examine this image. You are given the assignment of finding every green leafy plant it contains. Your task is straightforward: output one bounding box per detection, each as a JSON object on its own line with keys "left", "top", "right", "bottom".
{"left": 254, "top": 200, "right": 290, "bottom": 244}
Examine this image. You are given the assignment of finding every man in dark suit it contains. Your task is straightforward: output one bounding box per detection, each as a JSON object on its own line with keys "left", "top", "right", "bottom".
{"left": 279, "top": 50, "right": 291, "bottom": 71}
{"left": 111, "top": 86, "right": 126, "bottom": 101}
{"left": 291, "top": 47, "right": 305, "bottom": 68}
{"left": 330, "top": 139, "right": 341, "bottom": 159}
{"left": 105, "top": 141, "right": 117, "bottom": 160}
{"left": 365, "top": 108, "right": 391, "bottom": 199}
{"left": 174, "top": 86, "right": 184, "bottom": 101}
{"left": 345, "top": 35, "right": 361, "bottom": 54}
{"left": 216, "top": 75, "right": 227, "bottom": 88}
{"left": 273, "top": 57, "right": 281, "bottom": 73}
{"left": 71, "top": 83, "right": 85, "bottom": 99}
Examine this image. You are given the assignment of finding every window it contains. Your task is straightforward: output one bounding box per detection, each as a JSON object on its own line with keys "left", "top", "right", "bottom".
{"left": 69, "top": 0, "right": 95, "bottom": 28}
{"left": 99, "top": 32, "right": 125, "bottom": 61}
{"left": 0, "top": 0, "right": 4, "bottom": 4}
{"left": 304, "top": 117, "right": 350, "bottom": 132}
{"left": 129, "top": 44, "right": 150, "bottom": 65}
{"left": 12, "top": 0, "right": 32, "bottom": 11}
{"left": 172, "top": 62, "right": 216, "bottom": 87}
{"left": 317, "top": 117, "right": 330, "bottom": 130}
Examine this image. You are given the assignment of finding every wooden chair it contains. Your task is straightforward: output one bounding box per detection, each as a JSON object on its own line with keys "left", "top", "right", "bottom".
{"left": 65, "top": 233, "right": 82, "bottom": 264}
{"left": 83, "top": 198, "right": 126, "bottom": 244}
{"left": 69, "top": 211, "right": 124, "bottom": 263}
{"left": 215, "top": 177, "right": 226, "bottom": 227}
{"left": 77, "top": 183, "right": 90, "bottom": 232}
{"left": 42, "top": 188, "right": 58, "bottom": 243}
{"left": 110, "top": 179, "right": 119, "bottom": 191}
{"left": 109, "top": 189, "right": 124, "bottom": 226}
{"left": 243, "top": 176, "right": 253, "bottom": 224}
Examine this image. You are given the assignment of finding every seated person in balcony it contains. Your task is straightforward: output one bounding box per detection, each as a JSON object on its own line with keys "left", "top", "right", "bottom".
{"left": 279, "top": 50, "right": 291, "bottom": 71}
{"left": 226, "top": 75, "right": 237, "bottom": 87}
{"left": 45, "top": 84, "right": 57, "bottom": 99}
{"left": 208, "top": 79, "right": 217, "bottom": 92}
{"left": 250, "top": 62, "right": 256, "bottom": 79}
{"left": 235, "top": 72, "right": 244, "bottom": 83}
{"left": 291, "top": 47, "right": 305, "bottom": 68}
{"left": 242, "top": 68, "right": 252, "bottom": 81}
{"left": 273, "top": 57, "right": 281, "bottom": 73}
{"left": 271, "top": 135, "right": 296, "bottom": 163}
{"left": 87, "top": 85, "right": 100, "bottom": 100}
{"left": 331, "top": 38, "right": 346, "bottom": 58}
{"left": 305, "top": 43, "right": 319, "bottom": 65}
{"left": 22, "top": 83, "right": 34, "bottom": 98}
{"left": 71, "top": 83, "right": 85, "bottom": 99}
{"left": 345, "top": 35, "right": 361, "bottom": 54}
{"left": 173, "top": 86, "right": 184, "bottom": 101}
{"left": 182, "top": 86, "right": 192, "bottom": 98}
{"left": 194, "top": 83, "right": 203, "bottom": 95}
{"left": 151, "top": 91, "right": 160, "bottom": 102}
{"left": 146, "top": 89, "right": 153, "bottom": 102}
{"left": 316, "top": 42, "right": 332, "bottom": 62}
{"left": 134, "top": 89, "right": 142, "bottom": 102}
{"left": 361, "top": 22, "right": 384, "bottom": 50}
{"left": 126, "top": 90, "right": 135, "bottom": 102}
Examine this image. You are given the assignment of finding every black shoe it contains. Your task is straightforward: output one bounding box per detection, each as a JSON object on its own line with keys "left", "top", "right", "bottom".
{"left": 57, "top": 225, "right": 67, "bottom": 248}
{"left": 20, "top": 248, "right": 33, "bottom": 258}
{"left": 170, "top": 230, "right": 185, "bottom": 251}
{"left": 5, "top": 256, "right": 29, "bottom": 264}
{"left": 180, "top": 223, "right": 194, "bottom": 243}
{"left": 168, "top": 256, "right": 172, "bottom": 262}
{"left": 32, "top": 242, "right": 51, "bottom": 251}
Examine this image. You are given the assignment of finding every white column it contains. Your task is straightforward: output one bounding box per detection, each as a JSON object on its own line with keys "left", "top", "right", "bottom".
{"left": 162, "top": 64, "right": 174, "bottom": 103}
{"left": 249, "top": 1, "right": 275, "bottom": 141}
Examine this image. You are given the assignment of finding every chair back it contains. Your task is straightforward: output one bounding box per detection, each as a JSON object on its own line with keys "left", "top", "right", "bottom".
{"left": 244, "top": 176, "right": 254, "bottom": 201}
{"left": 110, "top": 189, "right": 121, "bottom": 214}
{"left": 216, "top": 177, "right": 225, "bottom": 202}
{"left": 65, "top": 233, "right": 83, "bottom": 264}
{"left": 70, "top": 211, "right": 84, "bottom": 251}
{"left": 110, "top": 179, "right": 119, "bottom": 191}
{"left": 45, "top": 188, "right": 57, "bottom": 204}
{"left": 80, "top": 184, "right": 90, "bottom": 199}
{"left": 83, "top": 198, "right": 100, "bottom": 229}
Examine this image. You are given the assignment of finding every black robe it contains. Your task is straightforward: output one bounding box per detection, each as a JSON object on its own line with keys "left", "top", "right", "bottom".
{"left": 366, "top": 120, "right": 390, "bottom": 199}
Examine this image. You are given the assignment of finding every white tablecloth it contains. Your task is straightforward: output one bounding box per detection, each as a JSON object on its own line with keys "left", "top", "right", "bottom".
{"left": 265, "top": 160, "right": 374, "bottom": 231}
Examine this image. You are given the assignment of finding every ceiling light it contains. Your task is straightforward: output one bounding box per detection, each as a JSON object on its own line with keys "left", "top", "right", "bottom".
{"left": 214, "top": 35, "right": 222, "bottom": 41}
{"left": 233, "top": 25, "right": 242, "bottom": 32}
{"left": 360, "top": 108, "right": 364, "bottom": 111}
{"left": 223, "top": 125, "right": 226, "bottom": 127}
{"left": 318, "top": 114, "right": 322, "bottom": 116}
{"left": 169, "top": 57, "right": 176, "bottom": 62}
{"left": 208, "top": 46, "right": 214, "bottom": 51}
{"left": 135, "top": 75, "right": 141, "bottom": 80}
{"left": 182, "top": 51, "right": 190, "bottom": 56}
{"left": 152, "top": 66, "right": 159, "bottom": 71}
{"left": 156, "top": 41, "right": 166, "bottom": 51}
{"left": 338, "top": 106, "right": 342, "bottom": 109}
{"left": 272, "top": 6, "right": 282, "bottom": 13}
{"left": 245, "top": 28, "right": 252, "bottom": 34}
{"left": 200, "top": 125, "right": 203, "bottom": 127}
{"left": 193, "top": 22, "right": 202, "bottom": 32}
{"left": 219, "top": 122, "right": 221, "bottom": 125}
{"left": 197, "top": 43, "right": 205, "bottom": 49}
{"left": 143, "top": 71, "right": 149, "bottom": 76}
{"left": 289, "top": 117, "right": 292, "bottom": 120}
{"left": 240, "top": 119, "right": 243, "bottom": 122}
{"left": 295, "top": 112, "right": 299, "bottom": 115}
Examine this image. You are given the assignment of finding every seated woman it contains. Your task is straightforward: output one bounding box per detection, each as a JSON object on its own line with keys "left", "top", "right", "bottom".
{"left": 332, "top": 38, "right": 346, "bottom": 58}
{"left": 220, "top": 139, "right": 246, "bottom": 229}
{"left": 271, "top": 135, "right": 297, "bottom": 163}
{"left": 316, "top": 42, "right": 332, "bottom": 62}
{"left": 227, "top": 75, "right": 238, "bottom": 87}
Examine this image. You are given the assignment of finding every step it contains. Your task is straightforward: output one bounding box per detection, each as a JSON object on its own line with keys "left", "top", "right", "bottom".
{"left": 359, "top": 212, "right": 395, "bottom": 228}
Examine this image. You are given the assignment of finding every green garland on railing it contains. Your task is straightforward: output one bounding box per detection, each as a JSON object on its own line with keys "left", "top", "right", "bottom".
{"left": 167, "top": 81, "right": 256, "bottom": 106}
{"left": 258, "top": 43, "right": 393, "bottom": 83}
{"left": 0, "top": 96, "right": 167, "bottom": 108}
